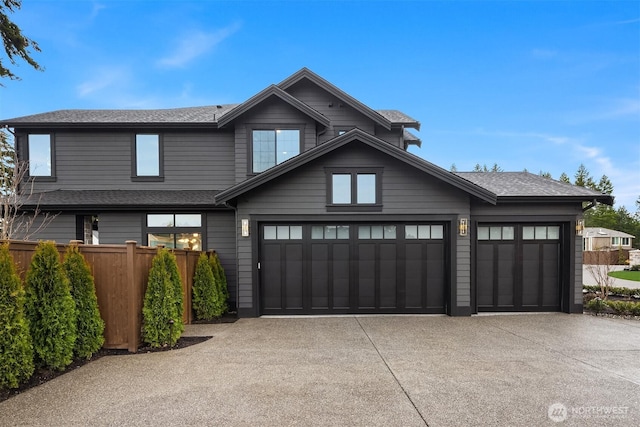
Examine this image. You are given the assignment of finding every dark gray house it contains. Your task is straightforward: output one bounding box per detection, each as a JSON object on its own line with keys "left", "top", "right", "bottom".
{"left": 1, "top": 68, "right": 612, "bottom": 317}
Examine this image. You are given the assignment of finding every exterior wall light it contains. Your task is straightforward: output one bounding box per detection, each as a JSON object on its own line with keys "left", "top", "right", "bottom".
{"left": 576, "top": 219, "right": 584, "bottom": 236}
{"left": 241, "top": 219, "right": 250, "bottom": 237}
{"left": 459, "top": 218, "right": 468, "bottom": 237}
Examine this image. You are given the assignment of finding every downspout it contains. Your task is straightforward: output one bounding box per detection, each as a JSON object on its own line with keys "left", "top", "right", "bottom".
{"left": 582, "top": 199, "right": 597, "bottom": 212}
{"left": 224, "top": 201, "right": 240, "bottom": 313}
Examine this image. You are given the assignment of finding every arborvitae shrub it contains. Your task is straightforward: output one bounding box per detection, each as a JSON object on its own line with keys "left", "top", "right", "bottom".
{"left": 25, "top": 241, "right": 77, "bottom": 370}
{"left": 192, "top": 253, "right": 220, "bottom": 320}
{"left": 142, "top": 248, "right": 184, "bottom": 347}
{"left": 63, "top": 245, "right": 105, "bottom": 359}
{"left": 0, "top": 243, "right": 34, "bottom": 389}
{"left": 165, "top": 250, "right": 184, "bottom": 321}
{"left": 209, "top": 252, "right": 228, "bottom": 314}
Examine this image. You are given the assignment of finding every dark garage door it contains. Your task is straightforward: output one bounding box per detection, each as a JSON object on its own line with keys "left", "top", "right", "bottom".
{"left": 476, "top": 224, "right": 561, "bottom": 312}
{"left": 260, "top": 223, "right": 447, "bottom": 315}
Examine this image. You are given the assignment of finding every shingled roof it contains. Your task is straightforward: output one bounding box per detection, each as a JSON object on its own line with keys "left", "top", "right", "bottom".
{"left": 455, "top": 172, "right": 614, "bottom": 204}
{"left": 20, "top": 190, "right": 221, "bottom": 210}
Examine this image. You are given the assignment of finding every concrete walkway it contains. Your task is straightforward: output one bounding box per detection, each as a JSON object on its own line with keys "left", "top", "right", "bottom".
{"left": 1, "top": 314, "right": 639, "bottom": 426}
{"left": 583, "top": 265, "right": 640, "bottom": 289}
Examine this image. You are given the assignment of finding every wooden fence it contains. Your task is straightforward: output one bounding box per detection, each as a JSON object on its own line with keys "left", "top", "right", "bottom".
{"left": 583, "top": 249, "right": 630, "bottom": 265}
{"left": 4, "top": 240, "right": 203, "bottom": 352}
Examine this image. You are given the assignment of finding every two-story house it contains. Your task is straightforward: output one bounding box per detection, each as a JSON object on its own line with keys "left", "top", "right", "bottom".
{"left": 1, "top": 68, "right": 612, "bottom": 317}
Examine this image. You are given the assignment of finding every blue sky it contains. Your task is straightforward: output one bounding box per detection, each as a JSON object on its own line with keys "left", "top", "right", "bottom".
{"left": 1, "top": 0, "right": 639, "bottom": 210}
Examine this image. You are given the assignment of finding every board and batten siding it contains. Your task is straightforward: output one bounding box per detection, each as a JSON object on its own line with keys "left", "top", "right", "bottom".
{"left": 233, "top": 142, "right": 471, "bottom": 312}
{"left": 23, "top": 130, "right": 235, "bottom": 193}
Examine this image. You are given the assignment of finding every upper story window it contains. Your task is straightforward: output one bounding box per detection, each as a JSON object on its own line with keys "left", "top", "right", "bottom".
{"left": 252, "top": 129, "right": 300, "bottom": 173}
{"left": 326, "top": 168, "right": 382, "bottom": 212}
{"left": 612, "top": 237, "right": 630, "bottom": 246}
{"left": 27, "top": 134, "right": 54, "bottom": 178}
{"left": 133, "top": 134, "right": 163, "bottom": 180}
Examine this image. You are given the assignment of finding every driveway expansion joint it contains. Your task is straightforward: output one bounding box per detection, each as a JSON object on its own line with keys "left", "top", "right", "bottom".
{"left": 355, "top": 316, "right": 430, "bottom": 427}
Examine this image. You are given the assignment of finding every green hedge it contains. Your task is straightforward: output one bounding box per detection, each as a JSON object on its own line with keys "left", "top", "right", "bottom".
{"left": 210, "top": 252, "right": 228, "bottom": 314}
{"left": 0, "top": 243, "right": 34, "bottom": 389}
{"left": 63, "top": 245, "right": 105, "bottom": 359}
{"left": 583, "top": 285, "right": 640, "bottom": 298}
{"left": 192, "top": 253, "right": 221, "bottom": 320}
{"left": 25, "top": 241, "right": 77, "bottom": 370}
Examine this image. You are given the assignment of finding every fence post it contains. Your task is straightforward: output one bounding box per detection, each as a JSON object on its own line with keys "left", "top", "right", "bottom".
{"left": 126, "top": 241, "right": 139, "bottom": 353}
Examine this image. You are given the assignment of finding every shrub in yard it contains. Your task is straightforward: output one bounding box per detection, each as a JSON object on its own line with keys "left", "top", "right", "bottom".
{"left": 63, "top": 245, "right": 105, "bottom": 359}
{"left": 192, "top": 253, "right": 221, "bottom": 320}
{"left": 586, "top": 297, "right": 607, "bottom": 315}
{"left": 210, "top": 252, "right": 228, "bottom": 313}
{"left": 165, "top": 249, "right": 184, "bottom": 322}
{"left": 25, "top": 241, "right": 77, "bottom": 370}
{"left": 607, "top": 301, "right": 640, "bottom": 316}
{"left": 142, "top": 248, "right": 184, "bottom": 347}
{"left": 0, "top": 243, "right": 34, "bottom": 389}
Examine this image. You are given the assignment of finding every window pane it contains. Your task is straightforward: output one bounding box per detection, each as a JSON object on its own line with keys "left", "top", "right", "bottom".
{"left": 311, "top": 226, "right": 324, "bottom": 239}
{"left": 175, "top": 214, "right": 201, "bottom": 227}
{"left": 136, "top": 134, "right": 160, "bottom": 176}
{"left": 535, "top": 226, "right": 547, "bottom": 239}
{"left": 325, "top": 225, "right": 337, "bottom": 239}
{"left": 418, "top": 225, "right": 431, "bottom": 239}
{"left": 431, "top": 225, "right": 444, "bottom": 239}
{"left": 384, "top": 225, "right": 396, "bottom": 239}
{"left": 264, "top": 226, "right": 277, "bottom": 240}
{"left": 405, "top": 225, "right": 418, "bottom": 239}
{"left": 478, "top": 226, "right": 489, "bottom": 240}
{"left": 253, "top": 130, "right": 276, "bottom": 172}
{"left": 523, "top": 226, "right": 535, "bottom": 240}
{"left": 332, "top": 174, "right": 352, "bottom": 204}
{"left": 290, "top": 226, "right": 303, "bottom": 240}
{"left": 277, "top": 225, "right": 289, "bottom": 240}
{"left": 358, "top": 226, "right": 371, "bottom": 239}
{"left": 357, "top": 174, "right": 376, "bottom": 204}
{"left": 337, "top": 225, "right": 350, "bottom": 239}
{"left": 502, "top": 227, "right": 515, "bottom": 240}
{"left": 276, "top": 130, "right": 300, "bottom": 164}
{"left": 547, "top": 226, "right": 560, "bottom": 240}
{"left": 148, "top": 233, "right": 174, "bottom": 248}
{"left": 371, "top": 225, "right": 383, "bottom": 239}
{"left": 148, "top": 214, "right": 174, "bottom": 227}
{"left": 176, "top": 233, "right": 201, "bottom": 250}
{"left": 489, "top": 226, "right": 502, "bottom": 240}
{"left": 28, "top": 134, "right": 51, "bottom": 176}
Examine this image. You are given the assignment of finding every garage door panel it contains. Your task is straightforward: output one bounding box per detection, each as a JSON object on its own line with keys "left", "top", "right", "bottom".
{"left": 405, "top": 243, "right": 424, "bottom": 308}
{"left": 426, "top": 243, "right": 445, "bottom": 309}
{"left": 284, "top": 244, "right": 303, "bottom": 309}
{"left": 477, "top": 245, "right": 494, "bottom": 307}
{"left": 332, "top": 244, "right": 350, "bottom": 309}
{"left": 311, "top": 244, "right": 329, "bottom": 309}
{"left": 358, "top": 243, "right": 376, "bottom": 308}
{"left": 542, "top": 243, "right": 560, "bottom": 307}
{"left": 379, "top": 243, "right": 397, "bottom": 308}
{"left": 262, "top": 244, "right": 282, "bottom": 310}
{"left": 497, "top": 244, "right": 515, "bottom": 307}
{"left": 522, "top": 244, "right": 540, "bottom": 306}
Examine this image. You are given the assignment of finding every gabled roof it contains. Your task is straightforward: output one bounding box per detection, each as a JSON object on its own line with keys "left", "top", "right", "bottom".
{"left": 377, "top": 110, "right": 421, "bottom": 130}
{"left": 20, "top": 190, "right": 221, "bottom": 211}
{"left": 0, "top": 105, "right": 239, "bottom": 128}
{"left": 216, "top": 84, "right": 330, "bottom": 128}
{"left": 584, "top": 227, "right": 635, "bottom": 239}
{"left": 455, "top": 172, "right": 614, "bottom": 204}
{"left": 215, "top": 128, "right": 496, "bottom": 205}
{"left": 403, "top": 129, "right": 422, "bottom": 148}
{"left": 278, "top": 68, "right": 395, "bottom": 131}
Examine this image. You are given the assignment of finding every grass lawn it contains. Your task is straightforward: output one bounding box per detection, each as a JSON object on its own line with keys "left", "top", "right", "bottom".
{"left": 608, "top": 270, "right": 640, "bottom": 282}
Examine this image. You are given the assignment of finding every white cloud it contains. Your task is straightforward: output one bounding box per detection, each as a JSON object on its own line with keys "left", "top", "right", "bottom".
{"left": 157, "top": 22, "right": 241, "bottom": 68}
{"left": 76, "top": 67, "right": 129, "bottom": 97}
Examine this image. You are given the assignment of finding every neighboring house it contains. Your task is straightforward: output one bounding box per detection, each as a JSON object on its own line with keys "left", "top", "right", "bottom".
{"left": 583, "top": 227, "right": 635, "bottom": 251}
{"left": 0, "top": 68, "right": 612, "bottom": 317}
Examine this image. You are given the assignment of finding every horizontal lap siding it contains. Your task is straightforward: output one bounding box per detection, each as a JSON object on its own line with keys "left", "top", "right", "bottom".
{"left": 98, "top": 213, "right": 142, "bottom": 244}
{"left": 28, "top": 130, "right": 234, "bottom": 192}
{"left": 16, "top": 213, "right": 75, "bottom": 243}
{"left": 207, "top": 211, "right": 237, "bottom": 306}
{"left": 575, "top": 237, "right": 583, "bottom": 305}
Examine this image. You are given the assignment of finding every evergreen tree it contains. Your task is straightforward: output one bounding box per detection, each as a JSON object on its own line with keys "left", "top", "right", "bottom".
{"left": 209, "top": 252, "right": 228, "bottom": 314}
{"left": 596, "top": 175, "right": 614, "bottom": 195}
{"left": 539, "top": 171, "right": 552, "bottom": 179}
{"left": 450, "top": 164, "right": 457, "bottom": 172}
{"left": 192, "top": 253, "right": 220, "bottom": 320}
{"left": 559, "top": 172, "right": 570, "bottom": 183}
{"left": 0, "top": 243, "right": 34, "bottom": 389}
{"left": 62, "top": 245, "right": 104, "bottom": 359}
{"left": 142, "top": 248, "right": 184, "bottom": 347}
{"left": 25, "top": 241, "right": 77, "bottom": 370}
{"left": 0, "top": 0, "right": 43, "bottom": 83}
{"left": 574, "top": 163, "right": 596, "bottom": 189}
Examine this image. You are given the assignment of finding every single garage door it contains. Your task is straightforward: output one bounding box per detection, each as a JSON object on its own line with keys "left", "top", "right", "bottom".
{"left": 260, "top": 223, "right": 447, "bottom": 315}
{"left": 476, "top": 224, "right": 561, "bottom": 312}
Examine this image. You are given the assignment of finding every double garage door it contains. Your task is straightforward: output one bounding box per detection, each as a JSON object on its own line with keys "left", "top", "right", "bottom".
{"left": 259, "top": 223, "right": 448, "bottom": 315}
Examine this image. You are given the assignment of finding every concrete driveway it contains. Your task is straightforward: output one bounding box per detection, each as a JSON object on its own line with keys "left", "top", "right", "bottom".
{"left": 1, "top": 314, "right": 639, "bottom": 426}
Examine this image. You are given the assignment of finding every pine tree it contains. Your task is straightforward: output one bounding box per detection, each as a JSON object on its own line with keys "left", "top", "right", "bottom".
{"left": 559, "top": 172, "right": 570, "bottom": 183}
{"left": 0, "top": 243, "right": 34, "bottom": 389}
{"left": 210, "top": 252, "right": 229, "bottom": 313}
{"left": 25, "top": 241, "right": 77, "bottom": 370}
{"left": 63, "top": 245, "right": 104, "bottom": 359}
{"left": 192, "top": 253, "right": 219, "bottom": 320}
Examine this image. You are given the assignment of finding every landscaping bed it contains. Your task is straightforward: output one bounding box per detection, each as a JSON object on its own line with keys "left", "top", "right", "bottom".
{"left": 583, "top": 285, "right": 640, "bottom": 319}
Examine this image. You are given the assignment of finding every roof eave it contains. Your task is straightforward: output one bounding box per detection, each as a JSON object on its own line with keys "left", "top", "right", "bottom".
{"left": 497, "top": 195, "right": 615, "bottom": 205}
